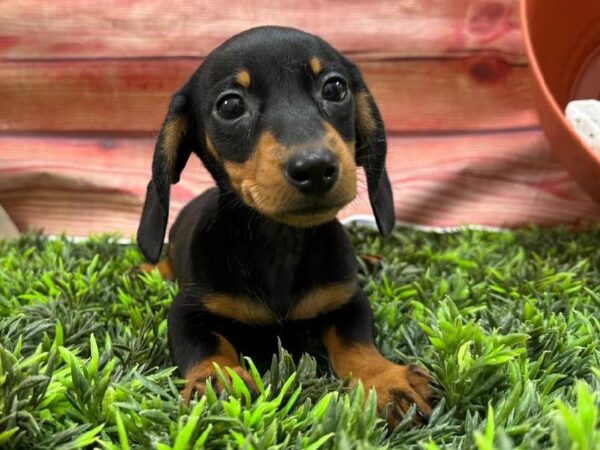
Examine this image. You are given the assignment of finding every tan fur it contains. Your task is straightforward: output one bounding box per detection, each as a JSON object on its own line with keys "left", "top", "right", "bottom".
{"left": 324, "top": 121, "right": 357, "bottom": 186}
{"left": 207, "top": 126, "right": 356, "bottom": 227}
{"left": 203, "top": 293, "right": 277, "bottom": 325}
{"left": 324, "top": 328, "right": 433, "bottom": 427}
{"left": 182, "top": 334, "right": 239, "bottom": 391}
{"left": 139, "top": 259, "right": 175, "bottom": 281}
{"left": 354, "top": 91, "right": 377, "bottom": 139}
{"left": 289, "top": 280, "right": 357, "bottom": 320}
{"left": 309, "top": 57, "right": 322, "bottom": 76}
{"left": 161, "top": 116, "right": 188, "bottom": 175}
{"left": 235, "top": 69, "right": 251, "bottom": 88}
{"left": 200, "top": 280, "right": 356, "bottom": 324}
{"left": 182, "top": 334, "right": 255, "bottom": 401}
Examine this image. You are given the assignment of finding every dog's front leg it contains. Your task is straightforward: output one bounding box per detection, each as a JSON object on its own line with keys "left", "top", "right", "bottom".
{"left": 322, "top": 290, "right": 434, "bottom": 428}
{"left": 168, "top": 293, "right": 256, "bottom": 402}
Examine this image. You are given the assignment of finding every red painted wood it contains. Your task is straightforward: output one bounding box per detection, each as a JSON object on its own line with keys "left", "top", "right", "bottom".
{"left": 0, "top": 56, "right": 535, "bottom": 132}
{"left": 1, "top": 131, "right": 598, "bottom": 237}
{"left": 0, "top": 0, "right": 524, "bottom": 62}
{"left": 3, "top": 0, "right": 596, "bottom": 234}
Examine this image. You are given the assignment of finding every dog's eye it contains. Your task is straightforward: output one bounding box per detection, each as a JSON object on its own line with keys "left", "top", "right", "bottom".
{"left": 322, "top": 77, "right": 347, "bottom": 102}
{"left": 216, "top": 94, "right": 246, "bottom": 120}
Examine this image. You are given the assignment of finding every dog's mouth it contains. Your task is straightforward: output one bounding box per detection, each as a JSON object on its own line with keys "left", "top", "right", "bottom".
{"left": 282, "top": 201, "right": 348, "bottom": 216}
{"left": 269, "top": 197, "right": 353, "bottom": 227}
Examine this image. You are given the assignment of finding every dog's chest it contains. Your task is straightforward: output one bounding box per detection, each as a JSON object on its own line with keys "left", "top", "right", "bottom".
{"left": 196, "top": 223, "right": 357, "bottom": 324}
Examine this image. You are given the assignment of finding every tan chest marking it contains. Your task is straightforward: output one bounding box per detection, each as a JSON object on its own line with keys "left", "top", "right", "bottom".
{"left": 203, "top": 294, "right": 277, "bottom": 325}
{"left": 201, "top": 280, "right": 357, "bottom": 324}
{"left": 288, "top": 280, "right": 357, "bottom": 320}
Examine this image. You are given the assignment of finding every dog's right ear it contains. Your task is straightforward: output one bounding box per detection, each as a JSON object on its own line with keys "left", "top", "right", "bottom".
{"left": 137, "top": 85, "right": 195, "bottom": 263}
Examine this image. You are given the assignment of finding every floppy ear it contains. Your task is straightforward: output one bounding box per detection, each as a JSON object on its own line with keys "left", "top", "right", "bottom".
{"left": 344, "top": 59, "right": 395, "bottom": 236}
{"left": 137, "top": 85, "right": 195, "bottom": 262}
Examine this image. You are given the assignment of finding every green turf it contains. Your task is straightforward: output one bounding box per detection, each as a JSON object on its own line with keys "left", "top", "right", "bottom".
{"left": 1, "top": 226, "right": 600, "bottom": 449}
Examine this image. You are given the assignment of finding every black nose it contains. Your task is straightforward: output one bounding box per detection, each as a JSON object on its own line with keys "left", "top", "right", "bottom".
{"left": 284, "top": 149, "right": 339, "bottom": 195}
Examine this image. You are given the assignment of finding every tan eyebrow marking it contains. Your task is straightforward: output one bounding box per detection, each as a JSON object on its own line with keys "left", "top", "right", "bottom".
{"left": 235, "top": 69, "right": 251, "bottom": 88}
{"left": 309, "top": 57, "right": 322, "bottom": 76}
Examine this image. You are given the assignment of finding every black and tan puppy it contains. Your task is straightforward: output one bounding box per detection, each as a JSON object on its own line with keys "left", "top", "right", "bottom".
{"left": 137, "top": 26, "right": 434, "bottom": 427}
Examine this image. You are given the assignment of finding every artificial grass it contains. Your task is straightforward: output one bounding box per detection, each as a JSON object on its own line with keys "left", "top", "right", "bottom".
{"left": 1, "top": 226, "right": 600, "bottom": 449}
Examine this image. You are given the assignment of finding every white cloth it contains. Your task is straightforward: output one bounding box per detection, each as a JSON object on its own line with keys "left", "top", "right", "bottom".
{"left": 566, "top": 100, "right": 600, "bottom": 154}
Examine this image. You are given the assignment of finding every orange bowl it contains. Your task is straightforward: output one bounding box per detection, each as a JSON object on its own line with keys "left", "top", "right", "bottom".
{"left": 521, "top": 0, "right": 600, "bottom": 204}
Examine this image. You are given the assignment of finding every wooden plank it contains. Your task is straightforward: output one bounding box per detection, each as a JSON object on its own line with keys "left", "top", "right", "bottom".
{"left": 0, "top": 56, "right": 536, "bottom": 132}
{"left": 0, "top": 0, "right": 525, "bottom": 62}
{"left": 387, "top": 132, "right": 600, "bottom": 227}
{"left": 1, "top": 130, "right": 599, "bottom": 238}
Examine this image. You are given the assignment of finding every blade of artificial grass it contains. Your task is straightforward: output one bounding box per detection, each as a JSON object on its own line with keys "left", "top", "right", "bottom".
{"left": 0, "top": 428, "right": 19, "bottom": 446}
{"left": 113, "top": 410, "right": 130, "bottom": 450}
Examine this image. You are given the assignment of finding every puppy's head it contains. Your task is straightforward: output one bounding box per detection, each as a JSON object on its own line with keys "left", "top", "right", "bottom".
{"left": 138, "top": 26, "right": 394, "bottom": 262}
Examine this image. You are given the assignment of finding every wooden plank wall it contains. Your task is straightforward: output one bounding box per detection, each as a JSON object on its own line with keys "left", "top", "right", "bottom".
{"left": 1, "top": 0, "right": 599, "bottom": 237}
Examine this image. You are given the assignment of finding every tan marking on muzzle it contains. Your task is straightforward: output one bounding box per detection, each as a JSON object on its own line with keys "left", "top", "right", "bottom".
{"left": 322, "top": 121, "right": 357, "bottom": 196}
{"left": 207, "top": 127, "right": 357, "bottom": 227}
{"left": 207, "top": 132, "right": 286, "bottom": 211}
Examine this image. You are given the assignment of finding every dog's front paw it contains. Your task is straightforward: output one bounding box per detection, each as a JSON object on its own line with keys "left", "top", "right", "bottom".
{"left": 182, "top": 365, "right": 257, "bottom": 403}
{"left": 364, "top": 364, "right": 435, "bottom": 428}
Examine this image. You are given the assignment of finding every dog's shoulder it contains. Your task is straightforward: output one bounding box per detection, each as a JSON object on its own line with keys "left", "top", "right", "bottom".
{"left": 169, "top": 187, "right": 220, "bottom": 241}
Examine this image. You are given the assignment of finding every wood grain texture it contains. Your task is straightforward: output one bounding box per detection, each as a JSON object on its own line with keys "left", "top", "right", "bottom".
{"left": 0, "top": 56, "right": 535, "bottom": 132}
{"left": 1, "top": 131, "right": 598, "bottom": 237}
{"left": 0, "top": 0, "right": 524, "bottom": 61}
{"left": 2, "top": 0, "right": 598, "bottom": 234}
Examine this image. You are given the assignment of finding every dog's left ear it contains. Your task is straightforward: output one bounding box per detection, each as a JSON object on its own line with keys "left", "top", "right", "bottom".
{"left": 343, "top": 58, "right": 395, "bottom": 236}
{"left": 137, "top": 84, "right": 195, "bottom": 263}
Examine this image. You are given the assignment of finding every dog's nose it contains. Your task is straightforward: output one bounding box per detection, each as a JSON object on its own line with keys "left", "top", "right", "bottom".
{"left": 284, "top": 149, "right": 339, "bottom": 195}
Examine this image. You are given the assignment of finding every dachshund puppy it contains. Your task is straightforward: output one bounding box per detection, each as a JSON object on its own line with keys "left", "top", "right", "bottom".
{"left": 137, "top": 26, "right": 434, "bottom": 427}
